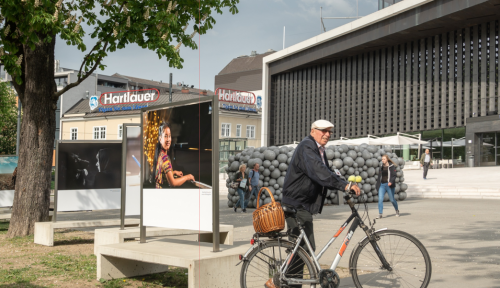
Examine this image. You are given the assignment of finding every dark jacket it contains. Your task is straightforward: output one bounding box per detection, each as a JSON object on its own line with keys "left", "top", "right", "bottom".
{"left": 235, "top": 171, "right": 249, "bottom": 191}
{"left": 376, "top": 164, "right": 397, "bottom": 191}
{"left": 282, "top": 135, "right": 348, "bottom": 215}
{"left": 419, "top": 153, "right": 433, "bottom": 165}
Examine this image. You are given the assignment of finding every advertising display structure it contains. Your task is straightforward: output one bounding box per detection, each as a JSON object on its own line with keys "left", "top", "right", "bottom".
{"left": 54, "top": 140, "right": 122, "bottom": 220}
{"left": 140, "top": 97, "right": 220, "bottom": 250}
{"left": 0, "top": 155, "right": 17, "bottom": 207}
{"left": 120, "top": 124, "right": 141, "bottom": 229}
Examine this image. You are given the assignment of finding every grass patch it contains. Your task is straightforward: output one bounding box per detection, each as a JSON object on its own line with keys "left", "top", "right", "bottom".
{"left": 0, "top": 267, "right": 37, "bottom": 285}
{"left": 0, "top": 221, "right": 8, "bottom": 234}
{"left": 38, "top": 253, "right": 97, "bottom": 281}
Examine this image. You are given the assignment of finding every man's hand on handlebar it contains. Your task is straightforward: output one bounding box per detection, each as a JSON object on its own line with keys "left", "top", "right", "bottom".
{"left": 345, "top": 183, "right": 361, "bottom": 196}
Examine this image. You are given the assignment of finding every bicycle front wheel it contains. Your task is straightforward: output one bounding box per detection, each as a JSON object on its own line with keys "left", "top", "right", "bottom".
{"left": 351, "top": 229, "right": 432, "bottom": 288}
{"left": 240, "top": 239, "right": 318, "bottom": 288}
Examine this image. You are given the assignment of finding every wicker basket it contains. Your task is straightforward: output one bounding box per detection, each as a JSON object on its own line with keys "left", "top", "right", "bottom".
{"left": 253, "top": 187, "right": 285, "bottom": 234}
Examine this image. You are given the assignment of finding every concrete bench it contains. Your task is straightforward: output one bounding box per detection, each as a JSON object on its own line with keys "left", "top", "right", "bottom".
{"left": 96, "top": 238, "right": 248, "bottom": 287}
{"left": 34, "top": 218, "right": 140, "bottom": 246}
{"left": 94, "top": 224, "right": 234, "bottom": 254}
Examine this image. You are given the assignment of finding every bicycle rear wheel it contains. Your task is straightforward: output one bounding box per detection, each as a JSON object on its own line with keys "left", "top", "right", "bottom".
{"left": 240, "top": 239, "right": 318, "bottom": 288}
{"left": 350, "top": 229, "right": 432, "bottom": 288}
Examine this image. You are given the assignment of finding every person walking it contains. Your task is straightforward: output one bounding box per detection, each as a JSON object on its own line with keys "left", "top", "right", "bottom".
{"left": 234, "top": 164, "right": 249, "bottom": 213}
{"left": 419, "top": 149, "right": 433, "bottom": 179}
{"left": 248, "top": 163, "right": 260, "bottom": 206}
{"left": 376, "top": 155, "right": 399, "bottom": 219}
{"left": 280, "top": 120, "right": 361, "bottom": 288}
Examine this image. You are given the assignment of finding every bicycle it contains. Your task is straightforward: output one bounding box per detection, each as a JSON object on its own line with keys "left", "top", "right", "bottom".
{"left": 238, "top": 176, "right": 432, "bottom": 288}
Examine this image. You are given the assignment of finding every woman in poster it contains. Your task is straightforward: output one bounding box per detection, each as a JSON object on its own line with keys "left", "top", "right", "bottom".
{"left": 153, "top": 121, "right": 195, "bottom": 188}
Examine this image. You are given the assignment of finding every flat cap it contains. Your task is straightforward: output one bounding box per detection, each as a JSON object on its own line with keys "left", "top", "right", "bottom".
{"left": 311, "top": 119, "right": 334, "bottom": 130}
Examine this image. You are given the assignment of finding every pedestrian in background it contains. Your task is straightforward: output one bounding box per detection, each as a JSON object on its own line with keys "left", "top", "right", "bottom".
{"left": 249, "top": 163, "right": 260, "bottom": 207}
{"left": 419, "top": 149, "right": 433, "bottom": 179}
{"left": 234, "top": 164, "right": 249, "bottom": 213}
{"left": 376, "top": 154, "right": 399, "bottom": 218}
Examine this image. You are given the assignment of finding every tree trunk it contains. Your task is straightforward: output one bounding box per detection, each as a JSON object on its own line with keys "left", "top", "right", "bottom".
{"left": 7, "top": 36, "right": 57, "bottom": 237}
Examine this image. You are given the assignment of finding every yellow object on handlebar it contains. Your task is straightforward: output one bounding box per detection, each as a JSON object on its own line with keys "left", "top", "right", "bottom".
{"left": 348, "top": 175, "right": 356, "bottom": 182}
{"left": 355, "top": 176, "right": 362, "bottom": 183}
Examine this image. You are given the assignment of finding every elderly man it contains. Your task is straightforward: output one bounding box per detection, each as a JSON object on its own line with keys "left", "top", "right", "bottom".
{"left": 281, "top": 120, "right": 361, "bottom": 288}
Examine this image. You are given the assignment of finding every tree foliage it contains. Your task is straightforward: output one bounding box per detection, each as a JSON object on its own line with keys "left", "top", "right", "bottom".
{"left": 0, "top": 82, "right": 17, "bottom": 155}
{"left": 0, "top": 0, "right": 239, "bottom": 95}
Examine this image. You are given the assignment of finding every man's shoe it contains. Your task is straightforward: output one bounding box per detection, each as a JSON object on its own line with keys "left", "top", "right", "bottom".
{"left": 396, "top": 210, "right": 400, "bottom": 217}
{"left": 377, "top": 214, "right": 383, "bottom": 219}
{"left": 233, "top": 206, "right": 237, "bottom": 213}
{"left": 242, "top": 209, "right": 247, "bottom": 213}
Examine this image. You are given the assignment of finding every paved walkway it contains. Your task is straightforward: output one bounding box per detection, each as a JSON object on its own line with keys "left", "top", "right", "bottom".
{"left": 404, "top": 166, "right": 500, "bottom": 199}
{"left": 221, "top": 198, "right": 500, "bottom": 287}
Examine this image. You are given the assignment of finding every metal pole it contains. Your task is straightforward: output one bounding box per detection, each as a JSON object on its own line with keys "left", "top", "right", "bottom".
{"left": 53, "top": 141, "right": 59, "bottom": 222}
{"left": 140, "top": 116, "right": 146, "bottom": 243}
{"left": 16, "top": 98, "right": 21, "bottom": 155}
{"left": 417, "top": 133, "right": 422, "bottom": 161}
{"left": 283, "top": 26, "right": 285, "bottom": 50}
{"left": 169, "top": 73, "right": 173, "bottom": 103}
{"left": 320, "top": 7, "right": 322, "bottom": 33}
{"left": 212, "top": 96, "right": 220, "bottom": 252}
{"left": 451, "top": 138, "right": 454, "bottom": 169}
{"left": 120, "top": 126, "right": 127, "bottom": 230}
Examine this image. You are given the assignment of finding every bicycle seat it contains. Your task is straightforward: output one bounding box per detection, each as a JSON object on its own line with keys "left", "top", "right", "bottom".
{"left": 282, "top": 205, "right": 297, "bottom": 217}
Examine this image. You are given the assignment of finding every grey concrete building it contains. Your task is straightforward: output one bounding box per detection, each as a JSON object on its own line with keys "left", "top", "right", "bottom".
{"left": 262, "top": 0, "right": 500, "bottom": 167}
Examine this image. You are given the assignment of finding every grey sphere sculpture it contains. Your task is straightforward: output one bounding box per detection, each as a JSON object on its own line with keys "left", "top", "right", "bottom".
{"left": 271, "top": 169, "right": 281, "bottom": 179}
{"left": 399, "top": 191, "right": 407, "bottom": 200}
{"left": 271, "top": 160, "right": 279, "bottom": 167}
{"left": 263, "top": 160, "right": 271, "bottom": 168}
{"left": 279, "top": 147, "right": 289, "bottom": 154}
{"left": 281, "top": 171, "right": 287, "bottom": 176}
{"left": 263, "top": 169, "right": 271, "bottom": 177}
{"left": 264, "top": 150, "right": 276, "bottom": 160}
{"left": 360, "top": 171, "right": 368, "bottom": 180}
{"left": 333, "top": 159, "right": 343, "bottom": 169}
{"left": 400, "top": 183, "right": 408, "bottom": 191}
{"left": 269, "top": 165, "right": 275, "bottom": 171}
{"left": 264, "top": 176, "right": 270, "bottom": 182}
{"left": 274, "top": 184, "right": 280, "bottom": 190}
{"left": 259, "top": 147, "right": 267, "bottom": 153}
{"left": 269, "top": 179, "right": 277, "bottom": 186}
{"left": 355, "top": 157, "right": 365, "bottom": 166}
{"left": 277, "top": 154, "right": 288, "bottom": 163}
{"left": 326, "top": 150, "right": 335, "bottom": 160}
{"left": 277, "top": 176, "right": 285, "bottom": 187}
{"left": 363, "top": 184, "right": 371, "bottom": 192}
{"left": 279, "top": 163, "right": 288, "bottom": 171}
{"left": 367, "top": 167, "right": 376, "bottom": 177}
{"left": 347, "top": 167, "right": 355, "bottom": 175}
{"left": 347, "top": 150, "right": 357, "bottom": 159}
{"left": 258, "top": 180, "right": 264, "bottom": 187}
{"left": 343, "top": 157, "right": 354, "bottom": 167}
{"left": 230, "top": 161, "right": 240, "bottom": 172}
{"left": 287, "top": 151, "right": 294, "bottom": 157}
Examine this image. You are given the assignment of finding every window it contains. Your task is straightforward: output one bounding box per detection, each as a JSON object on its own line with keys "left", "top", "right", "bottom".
{"left": 118, "top": 124, "right": 123, "bottom": 139}
{"left": 236, "top": 124, "right": 242, "bottom": 137}
{"left": 93, "top": 126, "right": 106, "bottom": 140}
{"left": 221, "top": 123, "right": 231, "bottom": 137}
{"left": 246, "top": 125, "right": 255, "bottom": 139}
{"left": 70, "top": 128, "right": 78, "bottom": 140}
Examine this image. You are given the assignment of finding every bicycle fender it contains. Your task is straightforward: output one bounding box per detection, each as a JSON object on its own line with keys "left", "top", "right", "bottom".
{"left": 348, "top": 228, "right": 388, "bottom": 271}
{"left": 242, "top": 239, "right": 296, "bottom": 258}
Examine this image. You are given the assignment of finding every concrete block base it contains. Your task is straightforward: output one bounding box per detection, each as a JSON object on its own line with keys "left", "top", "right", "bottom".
{"left": 96, "top": 239, "right": 249, "bottom": 288}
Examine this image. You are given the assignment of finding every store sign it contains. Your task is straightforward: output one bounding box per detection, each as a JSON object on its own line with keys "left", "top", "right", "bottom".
{"left": 99, "top": 88, "right": 160, "bottom": 105}
{"left": 215, "top": 88, "right": 256, "bottom": 105}
{"left": 221, "top": 104, "right": 257, "bottom": 112}
{"left": 89, "top": 88, "right": 160, "bottom": 113}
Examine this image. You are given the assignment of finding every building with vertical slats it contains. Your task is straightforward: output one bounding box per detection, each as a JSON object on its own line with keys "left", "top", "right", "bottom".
{"left": 262, "top": 0, "right": 500, "bottom": 167}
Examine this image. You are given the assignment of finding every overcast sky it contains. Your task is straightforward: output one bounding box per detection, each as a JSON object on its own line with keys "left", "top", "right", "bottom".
{"left": 55, "top": 0, "right": 378, "bottom": 91}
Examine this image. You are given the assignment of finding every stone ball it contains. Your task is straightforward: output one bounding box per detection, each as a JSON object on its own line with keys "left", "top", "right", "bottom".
{"left": 400, "top": 177, "right": 405, "bottom": 182}
{"left": 354, "top": 146, "right": 360, "bottom": 152}
{"left": 230, "top": 161, "right": 240, "bottom": 172}
{"left": 367, "top": 145, "right": 378, "bottom": 153}
{"left": 269, "top": 165, "right": 275, "bottom": 171}
{"left": 269, "top": 179, "right": 277, "bottom": 186}
{"left": 394, "top": 193, "right": 399, "bottom": 201}
{"left": 252, "top": 151, "right": 261, "bottom": 159}
{"left": 263, "top": 182, "right": 269, "bottom": 188}
{"left": 354, "top": 171, "right": 360, "bottom": 176}
{"left": 398, "top": 157, "right": 405, "bottom": 166}
{"left": 258, "top": 180, "right": 264, "bottom": 187}
{"left": 273, "top": 184, "right": 279, "bottom": 190}
{"left": 247, "top": 159, "right": 256, "bottom": 169}
{"left": 343, "top": 165, "right": 349, "bottom": 171}
{"left": 360, "top": 171, "right": 368, "bottom": 179}
{"left": 264, "top": 150, "right": 276, "bottom": 160}
{"left": 287, "top": 151, "right": 294, "bottom": 157}
{"left": 362, "top": 150, "right": 372, "bottom": 160}
{"left": 333, "top": 159, "right": 343, "bottom": 169}
{"left": 326, "top": 149, "right": 335, "bottom": 160}
{"left": 279, "top": 147, "right": 288, "bottom": 154}
{"left": 340, "top": 153, "right": 347, "bottom": 159}
{"left": 353, "top": 163, "right": 358, "bottom": 168}
{"left": 347, "top": 150, "right": 357, "bottom": 159}
{"left": 363, "top": 184, "right": 371, "bottom": 192}
{"left": 400, "top": 183, "right": 408, "bottom": 191}
{"left": 395, "top": 184, "right": 401, "bottom": 193}
{"left": 277, "top": 176, "right": 285, "bottom": 187}
{"left": 281, "top": 171, "right": 287, "bottom": 176}
{"left": 263, "top": 160, "right": 271, "bottom": 168}
{"left": 355, "top": 157, "right": 365, "bottom": 166}
{"left": 228, "top": 188, "right": 236, "bottom": 195}
{"left": 373, "top": 195, "right": 379, "bottom": 202}
{"left": 340, "top": 144, "right": 349, "bottom": 152}
{"left": 263, "top": 198, "right": 272, "bottom": 205}
{"left": 277, "top": 154, "right": 288, "bottom": 163}
{"left": 328, "top": 160, "right": 333, "bottom": 168}
{"left": 264, "top": 186, "right": 275, "bottom": 196}
{"left": 259, "top": 147, "right": 267, "bottom": 153}
{"left": 227, "top": 200, "right": 234, "bottom": 208}
{"left": 363, "top": 165, "right": 368, "bottom": 171}
{"left": 271, "top": 169, "right": 281, "bottom": 179}
{"left": 259, "top": 166, "right": 265, "bottom": 173}
{"left": 348, "top": 145, "right": 355, "bottom": 150}
{"left": 343, "top": 157, "right": 354, "bottom": 167}
{"left": 334, "top": 151, "right": 341, "bottom": 159}
{"left": 357, "top": 152, "right": 362, "bottom": 157}
{"left": 367, "top": 167, "right": 376, "bottom": 177}
{"left": 372, "top": 159, "right": 379, "bottom": 167}
{"left": 264, "top": 176, "right": 270, "bottom": 182}
{"left": 395, "top": 177, "right": 400, "bottom": 183}
{"left": 228, "top": 155, "right": 235, "bottom": 163}
{"left": 287, "top": 158, "right": 292, "bottom": 164}
{"left": 279, "top": 163, "right": 288, "bottom": 171}
{"left": 263, "top": 169, "right": 271, "bottom": 177}
{"left": 347, "top": 167, "right": 355, "bottom": 175}
{"left": 399, "top": 191, "right": 407, "bottom": 200}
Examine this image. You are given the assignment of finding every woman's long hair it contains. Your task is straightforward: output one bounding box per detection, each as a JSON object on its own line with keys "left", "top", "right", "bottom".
{"left": 151, "top": 121, "right": 170, "bottom": 183}
{"left": 381, "top": 154, "right": 398, "bottom": 167}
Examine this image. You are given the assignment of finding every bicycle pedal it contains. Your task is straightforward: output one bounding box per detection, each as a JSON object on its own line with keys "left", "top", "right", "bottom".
{"left": 319, "top": 269, "right": 340, "bottom": 288}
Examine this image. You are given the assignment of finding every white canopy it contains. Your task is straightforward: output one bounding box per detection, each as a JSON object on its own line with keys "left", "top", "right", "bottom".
{"left": 328, "top": 135, "right": 383, "bottom": 146}
{"left": 376, "top": 133, "right": 428, "bottom": 145}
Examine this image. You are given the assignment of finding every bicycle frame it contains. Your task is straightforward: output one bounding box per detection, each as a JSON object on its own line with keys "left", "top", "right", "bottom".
{"left": 279, "top": 195, "right": 390, "bottom": 286}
